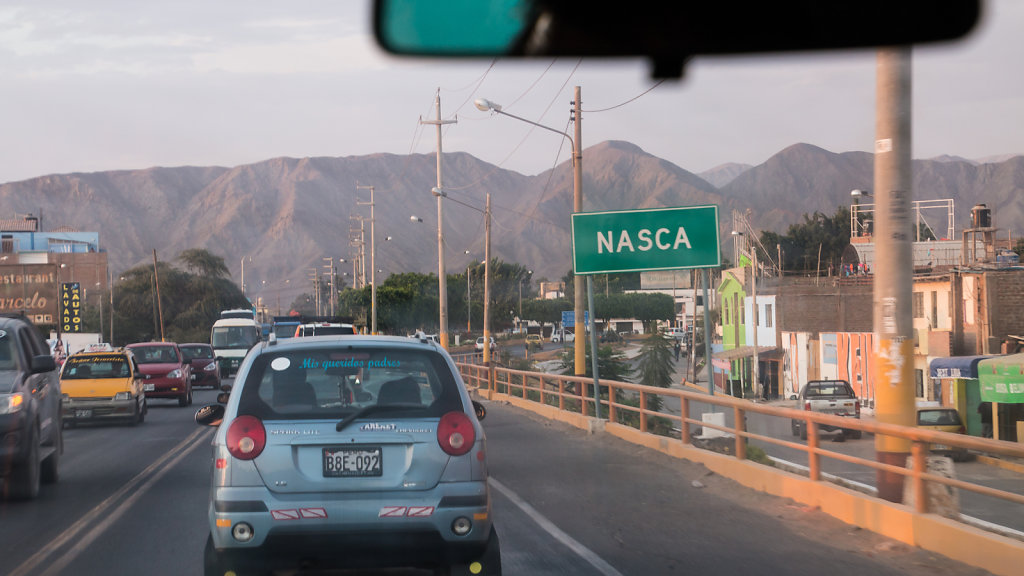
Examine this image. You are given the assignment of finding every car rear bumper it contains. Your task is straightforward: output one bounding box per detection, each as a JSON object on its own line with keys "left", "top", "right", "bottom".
{"left": 209, "top": 481, "right": 493, "bottom": 568}
{"left": 141, "top": 378, "right": 188, "bottom": 398}
{"left": 62, "top": 396, "right": 137, "bottom": 422}
{"left": 191, "top": 371, "right": 220, "bottom": 387}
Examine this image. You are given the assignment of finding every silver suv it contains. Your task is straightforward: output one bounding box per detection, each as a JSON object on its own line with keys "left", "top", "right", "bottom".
{"left": 197, "top": 335, "right": 500, "bottom": 575}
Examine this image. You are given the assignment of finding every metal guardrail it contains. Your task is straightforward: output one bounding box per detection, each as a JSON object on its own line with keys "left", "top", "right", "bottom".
{"left": 455, "top": 360, "right": 1024, "bottom": 518}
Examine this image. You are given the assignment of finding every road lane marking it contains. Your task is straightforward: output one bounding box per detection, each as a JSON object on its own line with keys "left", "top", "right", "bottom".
{"left": 488, "top": 477, "right": 624, "bottom": 576}
{"left": 9, "top": 427, "right": 212, "bottom": 576}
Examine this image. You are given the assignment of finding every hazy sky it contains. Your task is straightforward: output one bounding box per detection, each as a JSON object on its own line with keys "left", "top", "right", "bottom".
{"left": 1, "top": 1, "right": 1022, "bottom": 185}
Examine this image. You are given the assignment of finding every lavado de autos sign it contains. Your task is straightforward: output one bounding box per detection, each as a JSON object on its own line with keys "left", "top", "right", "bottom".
{"left": 571, "top": 205, "right": 720, "bottom": 274}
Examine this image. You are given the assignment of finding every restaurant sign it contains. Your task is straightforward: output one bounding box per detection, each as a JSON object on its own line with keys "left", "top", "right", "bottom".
{"left": 0, "top": 264, "right": 58, "bottom": 325}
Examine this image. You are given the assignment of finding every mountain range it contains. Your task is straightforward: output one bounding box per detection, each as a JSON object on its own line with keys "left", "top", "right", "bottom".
{"left": 2, "top": 141, "right": 1021, "bottom": 306}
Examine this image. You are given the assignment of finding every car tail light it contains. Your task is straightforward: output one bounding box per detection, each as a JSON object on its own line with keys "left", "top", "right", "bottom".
{"left": 226, "top": 415, "right": 266, "bottom": 460}
{"left": 437, "top": 411, "right": 475, "bottom": 456}
{"left": 855, "top": 399, "right": 861, "bottom": 417}
{"left": 804, "top": 401, "right": 811, "bottom": 411}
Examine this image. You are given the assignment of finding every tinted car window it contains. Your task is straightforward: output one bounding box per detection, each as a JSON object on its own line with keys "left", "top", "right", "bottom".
{"left": 0, "top": 329, "right": 17, "bottom": 370}
{"left": 132, "top": 346, "right": 179, "bottom": 363}
{"left": 180, "top": 345, "right": 213, "bottom": 360}
{"left": 804, "top": 382, "right": 852, "bottom": 397}
{"left": 918, "top": 409, "right": 962, "bottom": 426}
{"left": 237, "top": 347, "right": 462, "bottom": 421}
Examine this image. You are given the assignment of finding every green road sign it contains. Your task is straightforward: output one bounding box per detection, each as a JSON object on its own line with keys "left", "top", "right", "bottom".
{"left": 572, "top": 205, "right": 720, "bottom": 274}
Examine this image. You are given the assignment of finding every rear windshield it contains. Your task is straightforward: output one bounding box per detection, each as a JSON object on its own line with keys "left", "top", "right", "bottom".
{"left": 299, "top": 325, "right": 356, "bottom": 336}
{"left": 180, "top": 345, "right": 213, "bottom": 360}
{"left": 804, "top": 381, "right": 853, "bottom": 397}
{"left": 273, "top": 325, "right": 298, "bottom": 339}
{"left": 62, "top": 355, "right": 130, "bottom": 379}
{"left": 130, "top": 346, "right": 179, "bottom": 364}
{"left": 237, "top": 346, "right": 463, "bottom": 421}
{"left": 918, "top": 409, "right": 962, "bottom": 426}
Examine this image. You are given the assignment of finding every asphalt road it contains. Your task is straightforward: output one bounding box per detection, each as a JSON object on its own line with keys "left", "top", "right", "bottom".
{"left": 0, "top": 386, "right": 995, "bottom": 576}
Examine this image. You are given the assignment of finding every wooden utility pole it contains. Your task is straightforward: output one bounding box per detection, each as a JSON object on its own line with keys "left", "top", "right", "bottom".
{"left": 152, "top": 249, "right": 166, "bottom": 342}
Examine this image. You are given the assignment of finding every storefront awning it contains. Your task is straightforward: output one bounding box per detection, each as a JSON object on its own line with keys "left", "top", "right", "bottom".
{"left": 929, "top": 355, "right": 993, "bottom": 380}
{"left": 978, "top": 353, "right": 1024, "bottom": 404}
{"left": 712, "top": 346, "right": 780, "bottom": 361}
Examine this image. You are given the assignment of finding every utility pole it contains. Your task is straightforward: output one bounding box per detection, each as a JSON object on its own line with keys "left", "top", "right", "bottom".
{"left": 572, "top": 86, "right": 586, "bottom": 377}
{"left": 483, "top": 193, "right": 492, "bottom": 365}
{"left": 421, "top": 90, "right": 457, "bottom": 349}
{"left": 873, "top": 47, "right": 915, "bottom": 503}
{"left": 752, "top": 248, "right": 760, "bottom": 398}
{"left": 152, "top": 250, "right": 165, "bottom": 342}
{"left": 357, "top": 184, "right": 378, "bottom": 333}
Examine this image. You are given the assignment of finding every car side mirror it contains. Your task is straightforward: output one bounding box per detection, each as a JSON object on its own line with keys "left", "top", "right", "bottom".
{"left": 472, "top": 400, "right": 486, "bottom": 421}
{"left": 195, "top": 404, "right": 225, "bottom": 427}
{"left": 32, "top": 354, "right": 56, "bottom": 374}
{"left": 789, "top": 394, "right": 798, "bottom": 400}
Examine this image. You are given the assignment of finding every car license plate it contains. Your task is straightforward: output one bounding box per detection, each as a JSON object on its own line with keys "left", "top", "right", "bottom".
{"left": 75, "top": 409, "right": 92, "bottom": 419}
{"left": 191, "top": 374, "right": 197, "bottom": 380}
{"left": 143, "top": 383, "right": 155, "bottom": 392}
{"left": 323, "top": 447, "right": 382, "bottom": 477}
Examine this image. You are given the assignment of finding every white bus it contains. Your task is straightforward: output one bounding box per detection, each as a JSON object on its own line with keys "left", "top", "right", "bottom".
{"left": 211, "top": 309, "right": 261, "bottom": 378}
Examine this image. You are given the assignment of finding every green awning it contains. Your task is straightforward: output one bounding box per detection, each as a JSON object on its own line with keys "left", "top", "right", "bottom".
{"left": 977, "top": 353, "right": 1024, "bottom": 404}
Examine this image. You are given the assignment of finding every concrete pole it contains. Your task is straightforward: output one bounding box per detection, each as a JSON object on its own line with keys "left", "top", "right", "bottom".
{"left": 872, "top": 47, "right": 916, "bottom": 503}
{"left": 357, "top": 185, "right": 377, "bottom": 333}
{"left": 483, "top": 193, "right": 492, "bottom": 365}
{"left": 752, "top": 249, "right": 760, "bottom": 398}
{"left": 573, "top": 86, "right": 586, "bottom": 376}
{"left": 421, "top": 91, "right": 457, "bottom": 349}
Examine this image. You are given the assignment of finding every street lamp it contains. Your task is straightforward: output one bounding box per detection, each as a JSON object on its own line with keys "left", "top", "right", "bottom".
{"left": 518, "top": 270, "right": 532, "bottom": 318}
{"left": 851, "top": 189, "right": 872, "bottom": 238}
{"left": 476, "top": 90, "right": 590, "bottom": 386}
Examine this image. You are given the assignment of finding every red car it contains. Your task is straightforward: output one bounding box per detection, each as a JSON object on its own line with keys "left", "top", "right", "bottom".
{"left": 126, "top": 342, "right": 193, "bottom": 407}
{"left": 179, "top": 343, "right": 222, "bottom": 390}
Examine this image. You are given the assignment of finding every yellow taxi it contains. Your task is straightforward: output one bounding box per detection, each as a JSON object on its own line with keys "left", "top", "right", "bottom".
{"left": 916, "top": 406, "right": 968, "bottom": 462}
{"left": 60, "top": 348, "right": 147, "bottom": 426}
{"left": 525, "top": 334, "right": 543, "bottom": 350}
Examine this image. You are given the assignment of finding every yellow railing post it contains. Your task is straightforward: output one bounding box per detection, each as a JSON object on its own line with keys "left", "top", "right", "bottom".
{"left": 734, "top": 405, "right": 746, "bottom": 461}
{"left": 639, "top": 390, "right": 648, "bottom": 433}
{"left": 808, "top": 419, "right": 820, "bottom": 481}
{"left": 912, "top": 441, "right": 928, "bottom": 514}
{"left": 680, "top": 396, "right": 690, "bottom": 445}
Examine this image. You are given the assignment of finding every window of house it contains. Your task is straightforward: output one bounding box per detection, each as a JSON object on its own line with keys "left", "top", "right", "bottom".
{"left": 912, "top": 292, "right": 924, "bottom": 318}
{"left": 765, "top": 304, "right": 773, "bottom": 328}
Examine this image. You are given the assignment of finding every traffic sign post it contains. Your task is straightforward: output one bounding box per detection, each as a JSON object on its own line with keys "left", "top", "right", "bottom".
{"left": 571, "top": 205, "right": 720, "bottom": 399}
{"left": 571, "top": 205, "right": 720, "bottom": 275}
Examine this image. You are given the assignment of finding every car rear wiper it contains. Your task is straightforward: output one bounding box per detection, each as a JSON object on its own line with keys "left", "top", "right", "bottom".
{"left": 336, "top": 403, "right": 423, "bottom": 432}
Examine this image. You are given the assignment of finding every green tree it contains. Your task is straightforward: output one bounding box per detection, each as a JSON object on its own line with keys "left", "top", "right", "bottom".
{"left": 90, "top": 250, "right": 248, "bottom": 346}
{"left": 759, "top": 206, "right": 851, "bottom": 273}
{"left": 177, "top": 248, "right": 231, "bottom": 278}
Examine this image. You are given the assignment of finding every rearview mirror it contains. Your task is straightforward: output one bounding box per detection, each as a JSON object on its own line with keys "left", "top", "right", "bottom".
{"left": 374, "top": 0, "right": 980, "bottom": 78}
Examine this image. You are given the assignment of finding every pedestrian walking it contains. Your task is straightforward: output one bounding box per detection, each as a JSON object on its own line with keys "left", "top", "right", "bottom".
{"left": 673, "top": 339, "right": 681, "bottom": 361}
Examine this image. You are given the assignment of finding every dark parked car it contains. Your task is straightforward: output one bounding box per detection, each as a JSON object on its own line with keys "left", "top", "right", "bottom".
{"left": 0, "top": 314, "right": 61, "bottom": 499}
{"left": 126, "top": 342, "right": 193, "bottom": 406}
{"left": 180, "top": 343, "right": 222, "bottom": 389}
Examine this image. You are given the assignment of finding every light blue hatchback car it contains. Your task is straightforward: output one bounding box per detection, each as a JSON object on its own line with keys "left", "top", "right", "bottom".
{"left": 196, "top": 334, "right": 500, "bottom": 575}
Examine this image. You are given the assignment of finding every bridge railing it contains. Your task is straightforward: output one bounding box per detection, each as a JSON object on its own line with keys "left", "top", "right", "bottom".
{"left": 454, "top": 359, "right": 1024, "bottom": 518}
